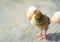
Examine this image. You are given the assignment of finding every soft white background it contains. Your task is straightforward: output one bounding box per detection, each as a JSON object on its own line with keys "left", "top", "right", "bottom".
{"left": 0, "top": 0, "right": 60, "bottom": 42}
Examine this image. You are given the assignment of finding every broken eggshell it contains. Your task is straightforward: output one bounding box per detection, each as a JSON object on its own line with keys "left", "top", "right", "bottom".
{"left": 52, "top": 11, "right": 60, "bottom": 23}
{"left": 27, "top": 5, "right": 38, "bottom": 20}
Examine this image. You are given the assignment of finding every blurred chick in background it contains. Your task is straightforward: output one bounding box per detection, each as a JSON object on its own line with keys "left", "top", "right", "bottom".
{"left": 26, "top": 6, "right": 50, "bottom": 40}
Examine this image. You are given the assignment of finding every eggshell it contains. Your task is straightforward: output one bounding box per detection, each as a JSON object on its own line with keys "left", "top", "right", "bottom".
{"left": 27, "top": 5, "right": 38, "bottom": 20}
{"left": 52, "top": 11, "right": 60, "bottom": 23}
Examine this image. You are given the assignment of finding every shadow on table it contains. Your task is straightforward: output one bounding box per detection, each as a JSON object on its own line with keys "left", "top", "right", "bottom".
{"left": 46, "top": 33, "right": 60, "bottom": 41}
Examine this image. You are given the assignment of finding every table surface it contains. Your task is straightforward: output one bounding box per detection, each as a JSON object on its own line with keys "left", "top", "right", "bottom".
{"left": 0, "top": 0, "right": 60, "bottom": 42}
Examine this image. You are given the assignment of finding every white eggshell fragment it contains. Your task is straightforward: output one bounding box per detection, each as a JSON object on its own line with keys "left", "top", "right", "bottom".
{"left": 27, "top": 5, "right": 38, "bottom": 20}
{"left": 52, "top": 11, "right": 60, "bottom": 23}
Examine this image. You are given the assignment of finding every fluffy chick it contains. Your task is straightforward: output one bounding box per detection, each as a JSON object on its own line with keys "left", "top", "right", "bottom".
{"left": 31, "top": 10, "right": 50, "bottom": 39}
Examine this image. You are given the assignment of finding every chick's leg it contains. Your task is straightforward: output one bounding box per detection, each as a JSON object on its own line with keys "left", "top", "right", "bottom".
{"left": 42, "top": 27, "right": 48, "bottom": 39}
{"left": 35, "top": 29, "right": 43, "bottom": 39}
{"left": 42, "top": 31, "right": 46, "bottom": 39}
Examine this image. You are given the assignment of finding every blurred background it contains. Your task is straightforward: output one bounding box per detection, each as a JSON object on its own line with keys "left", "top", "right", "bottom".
{"left": 0, "top": 0, "right": 60, "bottom": 42}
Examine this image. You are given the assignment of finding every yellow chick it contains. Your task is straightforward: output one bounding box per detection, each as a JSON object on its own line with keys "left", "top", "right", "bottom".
{"left": 26, "top": 6, "right": 50, "bottom": 40}
{"left": 31, "top": 10, "right": 50, "bottom": 39}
